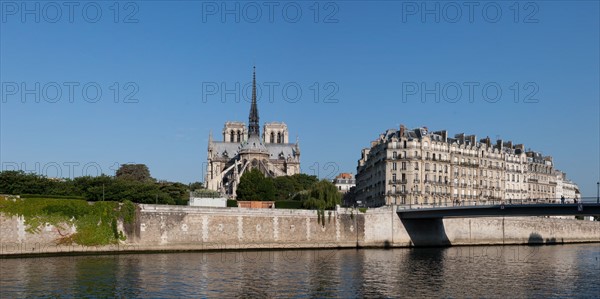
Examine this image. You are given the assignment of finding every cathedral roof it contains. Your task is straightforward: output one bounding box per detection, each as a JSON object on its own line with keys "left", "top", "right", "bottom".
{"left": 210, "top": 141, "right": 298, "bottom": 160}
{"left": 239, "top": 135, "right": 268, "bottom": 154}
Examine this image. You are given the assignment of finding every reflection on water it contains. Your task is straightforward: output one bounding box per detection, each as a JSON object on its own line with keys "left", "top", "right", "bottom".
{"left": 1, "top": 244, "right": 599, "bottom": 298}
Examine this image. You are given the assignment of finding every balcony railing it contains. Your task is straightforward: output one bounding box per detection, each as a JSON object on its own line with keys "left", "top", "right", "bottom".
{"left": 388, "top": 179, "right": 407, "bottom": 185}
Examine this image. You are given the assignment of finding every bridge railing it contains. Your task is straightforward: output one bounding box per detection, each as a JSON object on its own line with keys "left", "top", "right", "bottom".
{"left": 395, "top": 197, "right": 592, "bottom": 210}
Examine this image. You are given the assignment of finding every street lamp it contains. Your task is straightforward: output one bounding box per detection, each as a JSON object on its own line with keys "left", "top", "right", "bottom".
{"left": 596, "top": 181, "right": 599, "bottom": 204}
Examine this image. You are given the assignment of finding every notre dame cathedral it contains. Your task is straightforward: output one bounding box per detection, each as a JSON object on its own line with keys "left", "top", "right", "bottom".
{"left": 205, "top": 67, "right": 301, "bottom": 197}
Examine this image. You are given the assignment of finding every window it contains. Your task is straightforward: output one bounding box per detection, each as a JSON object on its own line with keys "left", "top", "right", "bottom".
{"left": 392, "top": 162, "right": 397, "bottom": 170}
{"left": 393, "top": 151, "right": 397, "bottom": 159}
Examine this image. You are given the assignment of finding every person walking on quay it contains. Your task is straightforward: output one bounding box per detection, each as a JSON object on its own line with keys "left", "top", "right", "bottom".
{"left": 561, "top": 195, "right": 565, "bottom": 204}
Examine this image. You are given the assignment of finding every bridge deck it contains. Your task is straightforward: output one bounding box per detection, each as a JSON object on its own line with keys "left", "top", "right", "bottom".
{"left": 396, "top": 203, "right": 600, "bottom": 219}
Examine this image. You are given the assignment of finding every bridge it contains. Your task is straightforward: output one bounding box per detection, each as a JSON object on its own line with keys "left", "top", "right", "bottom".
{"left": 396, "top": 200, "right": 600, "bottom": 219}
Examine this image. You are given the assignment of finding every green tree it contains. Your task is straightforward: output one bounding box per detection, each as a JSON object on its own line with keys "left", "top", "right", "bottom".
{"left": 115, "top": 164, "right": 153, "bottom": 182}
{"left": 272, "top": 173, "right": 318, "bottom": 201}
{"left": 236, "top": 169, "right": 275, "bottom": 201}
{"left": 273, "top": 176, "right": 296, "bottom": 200}
{"left": 302, "top": 179, "right": 341, "bottom": 210}
{"left": 290, "top": 173, "right": 318, "bottom": 190}
{"left": 0, "top": 167, "right": 200, "bottom": 206}
{"left": 189, "top": 182, "right": 204, "bottom": 191}
{"left": 257, "top": 175, "right": 275, "bottom": 201}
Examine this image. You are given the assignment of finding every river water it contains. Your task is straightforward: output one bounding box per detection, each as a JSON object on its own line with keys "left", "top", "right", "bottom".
{"left": 1, "top": 244, "right": 599, "bottom": 298}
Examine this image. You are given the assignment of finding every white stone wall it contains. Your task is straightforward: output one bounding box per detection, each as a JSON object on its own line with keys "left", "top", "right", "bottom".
{"left": 2, "top": 205, "right": 599, "bottom": 256}
{"left": 188, "top": 197, "right": 227, "bottom": 208}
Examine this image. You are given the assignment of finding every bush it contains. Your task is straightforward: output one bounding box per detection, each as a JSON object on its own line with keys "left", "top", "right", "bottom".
{"left": 0, "top": 197, "right": 132, "bottom": 246}
{"left": 227, "top": 200, "right": 238, "bottom": 207}
{"left": 21, "top": 194, "right": 85, "bottom": 200}
{"left": 120, "top": 200, "right": 136, "bottom": 224}
{"left": 275, "top": 200, "right": 303, "bottom": 209}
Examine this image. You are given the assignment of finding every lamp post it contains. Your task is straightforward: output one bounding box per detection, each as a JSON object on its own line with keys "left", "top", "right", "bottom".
{"left": 596, "top": 181, "right": 599, "bottom": 204}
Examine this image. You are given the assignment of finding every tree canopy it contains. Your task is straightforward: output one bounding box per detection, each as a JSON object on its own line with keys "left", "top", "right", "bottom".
{"left": 0, "top": 167, "right": 337, "bottom": 209}
{"left": 302, "top": 180, "right": 342, "bottom": 210}
{"left": 0, "top": 170, "right": 190, "bottom": 205}
{"left": 115, "top": 164, "right": 153, "bottom": 182}
{"left": 236, "top": 168, "right": 275, "bottom": 201}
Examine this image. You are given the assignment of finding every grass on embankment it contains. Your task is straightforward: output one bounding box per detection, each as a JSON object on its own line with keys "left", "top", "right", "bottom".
{"left": 0, "top": 196, "right": 135, "bottom": 246}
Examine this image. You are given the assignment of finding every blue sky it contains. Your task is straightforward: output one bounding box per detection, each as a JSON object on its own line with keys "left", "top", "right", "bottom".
{"left": 1, "top": 1, "right": 599, "bottom": 197}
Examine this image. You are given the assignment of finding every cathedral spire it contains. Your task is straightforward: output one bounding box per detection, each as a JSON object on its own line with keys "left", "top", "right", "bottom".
{"left": 248, "top": 66, "right": 260, "bottom": 137}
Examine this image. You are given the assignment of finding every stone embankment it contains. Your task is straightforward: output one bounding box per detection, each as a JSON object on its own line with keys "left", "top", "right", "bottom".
{"left": 1, "top": 205, "right": 599, "bottom": 256}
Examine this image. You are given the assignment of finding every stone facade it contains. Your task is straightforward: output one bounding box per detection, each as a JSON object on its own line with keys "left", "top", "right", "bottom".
{"left": 205, "top": 68, "right": 301, "bottom": 198}
{"left": 356, "top": 125, "right": 580, "bottom": 207}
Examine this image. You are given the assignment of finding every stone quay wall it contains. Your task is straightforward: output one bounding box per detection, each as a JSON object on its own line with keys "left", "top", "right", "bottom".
{"left": 1, "top": 205, "right": 599, "bottom": 256}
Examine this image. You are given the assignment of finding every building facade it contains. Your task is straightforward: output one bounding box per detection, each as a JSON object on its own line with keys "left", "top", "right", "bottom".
{"left": 555, "top": 170, "right": 580, "bottom": 202}
{"left": 333, "top": 173, "right": 356, "bottom": 193}
{"left": 355, "top": 125, "right": 579, "bottom": 207}
{"left": 205, "top": 68, "right": 301, "bottom": 197}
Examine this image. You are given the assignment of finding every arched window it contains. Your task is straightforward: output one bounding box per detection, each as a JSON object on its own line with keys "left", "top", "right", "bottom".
{"left": 277, "top": 132, "right": 282, "bottom": 143}
{"left": 270, "top": 132, "right": 275, "bottom": 143}
{"left": 230, "top": 131, "right": 234, "bottom": 142}
{"left": 237, "top": 130, "right": 241, "bottom": 142}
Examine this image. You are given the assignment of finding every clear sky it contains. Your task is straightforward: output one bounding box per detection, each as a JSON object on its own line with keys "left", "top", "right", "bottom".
{"left": 1, "top": 1, "right": 599, "bottom": 197}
